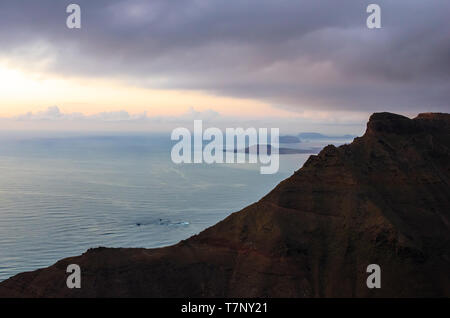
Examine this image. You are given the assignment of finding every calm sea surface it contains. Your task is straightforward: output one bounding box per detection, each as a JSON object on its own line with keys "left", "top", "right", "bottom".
{"left": 0, "top": 132, "right": 345, "bottom": 281}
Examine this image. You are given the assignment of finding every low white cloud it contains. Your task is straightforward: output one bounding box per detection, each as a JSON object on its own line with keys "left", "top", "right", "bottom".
{"left": 1, "top": 106, "right": 368, "bottom": 135}
{"left": 11, "top": 106, "right": 219, "bottom": 123}
{"left": 15, "top": 106, "right": 82, "bottom": 121}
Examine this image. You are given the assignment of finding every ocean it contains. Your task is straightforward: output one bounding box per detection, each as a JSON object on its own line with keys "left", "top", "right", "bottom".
{"left": 0, "top": 132, "right": 345, "bottom": 281}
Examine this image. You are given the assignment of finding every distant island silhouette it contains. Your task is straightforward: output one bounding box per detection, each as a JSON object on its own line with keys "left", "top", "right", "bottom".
{"left": 223, "top": 144, "right": 321, "bottom": 155}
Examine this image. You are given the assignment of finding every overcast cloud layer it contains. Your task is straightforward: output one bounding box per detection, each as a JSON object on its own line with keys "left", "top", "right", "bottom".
{"left": 0, "top": 0, "right": 449, "bottom": 113}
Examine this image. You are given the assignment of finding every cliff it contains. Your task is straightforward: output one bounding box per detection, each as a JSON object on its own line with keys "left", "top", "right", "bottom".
{"left": 1, "top": 112, "right": 449, "bottom": 297}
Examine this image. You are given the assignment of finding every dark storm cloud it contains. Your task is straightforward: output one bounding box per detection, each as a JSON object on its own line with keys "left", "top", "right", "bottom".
{"left": 0, "top": 0, "right": 449, "bottom": 113}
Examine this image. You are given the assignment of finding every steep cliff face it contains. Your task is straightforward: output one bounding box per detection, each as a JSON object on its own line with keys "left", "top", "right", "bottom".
{"left": 1, "top": 112, "right": 449, "bottom": 298}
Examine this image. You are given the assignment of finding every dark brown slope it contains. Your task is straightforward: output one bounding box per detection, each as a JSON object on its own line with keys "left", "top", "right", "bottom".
{"left": 0, "top": 112, "right": 449, "bottom": 298}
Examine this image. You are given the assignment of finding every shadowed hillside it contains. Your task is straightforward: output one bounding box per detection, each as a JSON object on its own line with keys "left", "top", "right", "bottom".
{"left": 0, "top": 112, "right": 449, "bottom": 298}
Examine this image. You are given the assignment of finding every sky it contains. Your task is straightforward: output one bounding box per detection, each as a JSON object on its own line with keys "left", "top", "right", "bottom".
{"left": 0, "top": 0, "right": 448, "bottom": 132}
